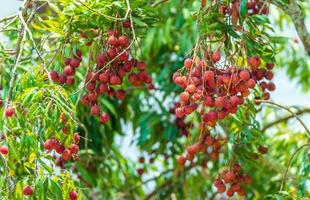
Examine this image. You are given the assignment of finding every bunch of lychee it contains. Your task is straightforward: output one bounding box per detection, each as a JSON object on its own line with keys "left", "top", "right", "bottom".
{"left": 173, "top": 52, "right": 275, "bottom": 127}
{"left": 213, "top": 163, "right": 252, "bottom": 197}
{"left": 43, "top": 132, "right": 80, "bottom": 162}
{"left": 80, "top": 29, "right": 152, "bottom": 124}
{"left": 50, "top": 49, "right": 83, "bottom": 86}
{"left": 177, "top": 132, "right": 224, "bottom": 166}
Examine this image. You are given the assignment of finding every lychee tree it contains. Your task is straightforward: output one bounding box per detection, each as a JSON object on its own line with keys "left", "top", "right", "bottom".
{"left": 0, "top": 0, "right": 309, "bottom": 199}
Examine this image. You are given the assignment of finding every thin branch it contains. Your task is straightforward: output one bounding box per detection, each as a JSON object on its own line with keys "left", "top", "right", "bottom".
{"left": 256, "top": 100, "right": 310, "bottom": 137}
{"left": 0, "top": 15, "right": 17, "bottom": 23}
{"left": 262, "top": 108, "right": 310, "bottom": 132}
{"left": 151, "top": 0, "right": 169, "bottom": 7}
{"left": 271, "top": 0, "right": 310, "bottom": 56}
{"left": 280, "top": 143, "right": 310, "bottom": 191}
{"left": 75, "top": 0, "right": 130, "bottom": 21}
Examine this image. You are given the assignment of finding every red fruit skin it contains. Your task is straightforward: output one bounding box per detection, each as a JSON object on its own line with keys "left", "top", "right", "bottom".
{"left": 226, "top": 188, "right": 235, "bottom": 197}
{"left": 58, "top": 74, "right": 67, "bottom": 85}
{"left": 62, "top": 149, "right": 71, "bottom": 161}
{"left": 118, "top": 36, "right": 128, "bottom": 47}
{"left": 100, "top": 113, "right": 110, "bottom": 124}
{"left": 248, "top": 56, "right": 261, "bottom": 69}
{"left": 108, "top": 36, "right": 119, "bottom": 47}
{"left": 23, "top": 186, "right": 33, "bottom": 196}
{"left": 223, "top": 171, "right": 236, "bottom": 183}
{"left": 76, "top": 49, "right": 82, "bottom": 58}
{"left": 74, "top": 133, "right": 80, "bottom": 144}
{"left": 44, "top": 139, "right": 54, "bottom": 151}
{"left": 64, "top": 58, "right": 71, "bottom": 66}
{"left": 123, "top": 21, "right": 131, "bottom": 28}
{"left": 96, "top": 53, "right": 106, "bottom": 68}
{"left": 180, "top": 92, "right": 190, "bottom": 103}
{"left": 184, "top": 58, "right": 193, "bottom": 69}
{"left": 90, "top": 104, "right": 100, "bottom": 116}
{"left": 70, "top": 144, "right": 79, "bottom": 154}
{"left": 258, "top": 145, "right": 268, "bottom": 154}
{"left": 211, "top": 51, "right": 221, "bottom": 62}
{"left": 66, "top": 76, "right": 75, "bottom": 85}
{"left": 50, "top": 71, "right": 59, "bottom": 82}
{"left": 177, "top": 155, "right": 186, "bottom": 166}
{"left": 70, "top": 58, "right": 80, "bottom": 68}
{"left": 69, "top": 191, "right": 78, "bottom": 200}
{"left": 239, "top": 70, "right": 250, "bottom": 81}
{"left": 55, "top": 143, "right": 65, "bottom": 154}
{"left": 5, "top": 107, "right": 14, "bottom": 117}
{"left": 0, "top": 146, "right": 9, "bottom": 154}
{"left": 116, "top": 90, "right": 126, "bottom": 100}
{"left": 216, "top": 184, "right": 226, "bottom": 193}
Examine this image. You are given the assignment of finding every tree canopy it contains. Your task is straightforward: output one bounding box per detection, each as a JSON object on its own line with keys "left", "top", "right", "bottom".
{"left": 0, "top": 0, "right": 310, "bottom": 199}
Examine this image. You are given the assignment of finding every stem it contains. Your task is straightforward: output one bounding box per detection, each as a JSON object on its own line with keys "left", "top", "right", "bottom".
{"left": 256, "top": 100, "right": 310, "bottom": 137}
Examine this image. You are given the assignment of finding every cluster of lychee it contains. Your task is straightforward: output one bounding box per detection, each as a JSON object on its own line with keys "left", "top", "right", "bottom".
{"left": 50, "top": 49, "right": 83, "bottom": 86}
{"left": 213, "top": 163, "right": 252, "bottom": 197}
{"left": 177, "top": 132, "right": 224, "bottom": 166}
{"left": 220, "top": 0, "right": 269, "bottom": 16}
{"left": 173, "top": 52, "right": 275, "bottom": 127}
{"left": 43, "top": 132, "right": 80, "bottom": 162}
{"left": 79, "top": 28, "right": 152, "bottom": 124}
{"left": 43, "top": 114, "right": 80, "bottom": 162}
{"left": 169, "top": 103, "right": 191, "bottom": 137}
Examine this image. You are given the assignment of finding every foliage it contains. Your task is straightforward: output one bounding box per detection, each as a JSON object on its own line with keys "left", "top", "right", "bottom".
{"left": 0, "top": 0, "right": 309, "bottom": 199}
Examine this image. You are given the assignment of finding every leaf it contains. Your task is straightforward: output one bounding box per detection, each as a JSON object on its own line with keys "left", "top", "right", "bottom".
{"left": 239, "top": 0, "right": 248, "bottom": 20}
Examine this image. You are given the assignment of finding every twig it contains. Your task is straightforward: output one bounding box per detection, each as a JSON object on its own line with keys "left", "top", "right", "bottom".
{"left": 4, "top": 0, "right": 37, "bottom": 109}
{"left": 19, "top": 1, "right": 52, "bottom": 82}
{"left": 256, "top": 100, "right": 310, "bottom": 137}
{"left": 0, "top": 15, "right": 17, "bottom": 23}
{"left": 151, "top": 0, "right": 169, "bottom": 7}
{"left": 262, "top": 108, "right": 310, "bottom": 132}
{"left": 280, "top": 143, "right": 310, "bottom": 191}
{"left": 75, "top": 0, "right": 130, "bottom": 21}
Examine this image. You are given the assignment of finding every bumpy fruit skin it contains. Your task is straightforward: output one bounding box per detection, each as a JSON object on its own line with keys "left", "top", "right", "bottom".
{"left": 70, "top": 144, "right": 79, "bottom": 154}
{"left": 184, "top": 58, "right": 193, "bottom": 69}
{"left": 69, "top": 191, "right": 78, "bottom": 200}
{"left": 100, "top": 113, "right": 110, "bottom": 124}
{"left": 44, "top": 139, "right": 54, "bottom": 151}
{"left": 62, "top": 149, "right": 71, "bottom": 161}
{"left": 211, "top": 51, "right": 221, "bottom": 62}
{"left": 177, "top": 155, "right": 186, "bottom": 166}
{"left": 70, "top": 58, "right": 80, "bottom": 68}
{"left": 0, "top": 146, "right": 9, "bottom": 154}
{"left": 90, "top": 104, "right": 100, "bottom": 116}
{"left": 5, "top": 107, "right": 14, "bottom": 117}
{"left": 23, "top": 186, "right": 33, "bottom": 196}
{"left": 258, "top": 145, "right": 268, "bottom": 154}
{"left": 74, "top": 133, "right": 80, "bottom": 144}
{"left": 247, "top": 56, "right": 261, "bottom": 69}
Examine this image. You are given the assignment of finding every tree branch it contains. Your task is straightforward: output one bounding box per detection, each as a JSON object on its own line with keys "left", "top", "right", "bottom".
{"left": 272, "top": 0, "right": 310, "bottom": 56}
{"left": 256, "top": 100, "right": 310, "bottom": 137}
{"left": 262, "top": 108, "right": 310, "bottom": 132}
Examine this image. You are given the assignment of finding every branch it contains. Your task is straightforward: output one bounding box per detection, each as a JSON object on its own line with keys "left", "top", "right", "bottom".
{"left": 272, "top": 0, "right": 310, "bottom": 56}
{"left": 280, "top": 143, "right": 310, "bottom": 191}
{"left": 262, "top": 108, "right": 310, "bottom": 132}
{"left": 4, "top": 0, "right": 37, "bottom": 109}
{"left": 151, "top": 0, "right": 169, "bottom": 7}
{"left": 256, "top": 100, "right": 310, "bottom": 137}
